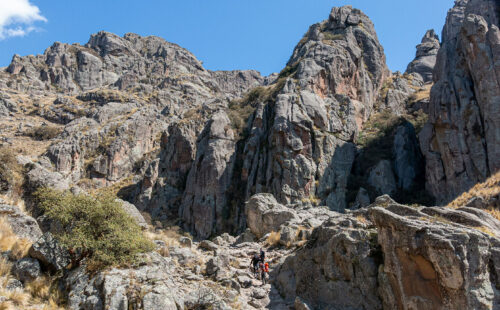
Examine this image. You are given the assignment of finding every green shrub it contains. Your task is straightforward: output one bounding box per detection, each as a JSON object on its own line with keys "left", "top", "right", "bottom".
{"left": 34, "top": 188, "right": 154, "bottom": 270}
{"left": 322, "top": 32, "right": 344, "bottom": 41}
{"left": 26, "top": 125, "right": 62, "bottom": 141}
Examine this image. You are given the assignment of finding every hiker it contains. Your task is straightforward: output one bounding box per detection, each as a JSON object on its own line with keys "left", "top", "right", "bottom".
{"left": 250, "top": 253, "right": 261, "bottom": 273}
{"left": 260, "top": 248, "right": 265, "bottom": 262}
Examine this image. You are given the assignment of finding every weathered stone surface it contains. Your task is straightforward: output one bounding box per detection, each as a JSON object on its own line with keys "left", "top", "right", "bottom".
{"left": 180, "top": 111, "right": 237, "bottom": 238}
{"left": 275, "top": 215, "right": 381, "bottom": 309}
{"left": 26, "top": 163, "right": 70, "bottom": 192}
{"left": 367, "top": 160, "right": 397, "bottom": 196}
{"left": 12, "top": 257, "right": 41, "bottom": 282}
{"left": 136, "top": 122, "right": 199, "bottom": 219}
{"left": 65, "top": 253, "right": 179, "bottom": 310}
{"left": 352, "top": 187, "right": 370, "bottom": 209}
{"left": 210, "top": 70, "right": 266, "bottom": 98}
{"left": 115, "top": 199, "right": 147, "bottom": 229}
{"left": 29, "top": 232, "right": 70, "bottom": 272}
{"left": 371, "top": 202, "right": 500, "bottom": 310}
{"left": 406, "top": 30, "right": 440, "bottom": 82}
{"left": 392, "top": 122, "right": 424, "bottom": 191}
{"left": 245, "top": 194, "right": 298, "bottom": 238}
{"left": 238, "top": 5, "right": 388, "bottom": 213}
{"left": 0, "top": 203, "right": 42, "bottom": 242}
{"left": 421, "top": 0, "right": 500, "bottom": 204}
{"left": 276, "top": 194, "right": 500, "bottom": 309}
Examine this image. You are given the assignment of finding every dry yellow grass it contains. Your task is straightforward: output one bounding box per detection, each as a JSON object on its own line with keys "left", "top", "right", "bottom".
{"left": 0, "top": 217, "right": 32, "bottom": 260}
{"left": 0, "top": 300, "right": 15, "bottom": 310}
{"left": 0, "top": 219, "right": 64, "bottom": 309}
{"left": 0, "top": 257, "right": 12, "bottom": 279}
{"left": 409, "top": 84, "right": 432, "bottom": 102}
{"left": 447, "top": 171, "right": 500, "bottom": 209}
{"left": 265, "top": 231, "right": 281, "bottom": 247}
{"left": 145, "top": 226, "right": 190, "bottom": 257}
{"left": 474, "top": 226, "right": 497, "bottom": 237}
{"left": 486, "top": 208, "right": 500, "bottom": 221}
{"left": 355, "top": 215, "right": 369, "bottom": 225}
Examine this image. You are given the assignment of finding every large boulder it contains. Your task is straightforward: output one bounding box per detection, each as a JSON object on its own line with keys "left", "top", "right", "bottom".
{"left": 116, "top": 199, "right": 147, "bottom": 229}
{"left": 64, "top": 252, "right": 180, "bottom": 310}
{"left": 245, "top": 194, "right": 298, "bottom": 238}
{"left": 28, "top": 232, "right": 70, "bottom": 272}
{"left": 275, "top": 214, "right": 381, "bottom": 309}
{"left": 275, "top": 194, "right": 500, "bottom": 309}
{"left": 0, "top": 203, "right": 42, "bottom": 242}
{"left": 370, "top": 200, "right": 500, "bottom": 309}
{"left": 12, "top": 257, "right": 41, "bottom": 282}
{"left": 26, "top": 163, "right": 70, "bottom": 192}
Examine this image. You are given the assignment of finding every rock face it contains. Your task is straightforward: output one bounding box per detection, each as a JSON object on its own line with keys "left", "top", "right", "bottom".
{"left": 392, "top": 121, "right": 424, "bottom": 191}
{"left": 3, "top": 31, "right": 261, "bottom": 98}
{"left": 135, "top": 122, "right": 199, "bottom": 219}
{"left": 239, "top": 5, "right": 389, "bottom": 212}
{"left": 1, "top": 30, "right": 265, "bottom": 196}
{"left": 179, "top": 111, "right": 237, "bottom": 238}
{"left": 367, "top": 160, "right": 397, "bottom": 195}
{"left": 406, "top": 30, "right": 441, "bottom": 82}
{"left": 421, "top": 0, "right": 500, "bottom": 204}
{"left": 372, "top": 200, "right": 500, "bottom": 309}
{"left": 275, "top": 215, "right": 381, "bottom": 309}
{"left": 276, "top": 195, "right": 500, "bottom": 309}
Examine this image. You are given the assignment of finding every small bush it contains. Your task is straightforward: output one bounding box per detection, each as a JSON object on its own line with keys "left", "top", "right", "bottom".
{"left": 76, "top": 89, "right": 129, "bottom": 104}
{"left": 322, "top": 32, "right": 344, "bottom": 41}
{"left": 34, "top": 188, "right": 154, "bottom": 270}
{"left": 26, "top": 125, "right": 62, "bottom": 141}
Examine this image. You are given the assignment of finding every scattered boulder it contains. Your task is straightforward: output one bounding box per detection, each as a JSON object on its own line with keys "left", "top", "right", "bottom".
{"left": 199, "top": 240, "right": 219, "bottom": 251}
{"left": 0, "top": 203, "right": 42, "bottom": 242}
{"left": 245, "top": 194, "right": 298, "bottom": 238}
{"left": 179, "top": 236, "right": 193, "bottom": 248}
{"left": 28, "top": 232, "right": 70, "bottom": 272}
{"left": 12, "top": 257, "right": 41, "bottom": 282}
{"left": 115, "top": 199, "right": 147, "bottom": 229}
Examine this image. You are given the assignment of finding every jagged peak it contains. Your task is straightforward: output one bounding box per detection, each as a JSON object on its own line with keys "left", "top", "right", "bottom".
{"left": 421, "top": 29, "right": 439, "bottom": 43}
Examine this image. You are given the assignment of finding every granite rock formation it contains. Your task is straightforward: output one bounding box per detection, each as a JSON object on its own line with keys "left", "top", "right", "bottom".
{"left": 420, "top": 0, "right": 500, "bottom": 204}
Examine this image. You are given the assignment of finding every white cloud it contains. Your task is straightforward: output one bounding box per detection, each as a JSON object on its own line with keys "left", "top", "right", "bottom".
{"left": 0, "top": 0, "right": 46, "bottom": 40}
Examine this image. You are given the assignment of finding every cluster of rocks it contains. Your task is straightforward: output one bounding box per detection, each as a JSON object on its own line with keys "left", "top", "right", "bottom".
{"left": 243, "top": 193, "right": 500, "bottom": 309}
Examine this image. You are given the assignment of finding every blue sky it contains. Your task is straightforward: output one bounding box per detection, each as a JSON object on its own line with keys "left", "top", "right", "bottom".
{"left": 0, "top": 0, "right": 452, "bottom": 76}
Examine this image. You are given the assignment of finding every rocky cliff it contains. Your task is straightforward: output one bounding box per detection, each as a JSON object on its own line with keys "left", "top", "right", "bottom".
{"left": 420, "top": 0, "right": 500, "bottom": 204}
{"left": 0, "top": 2, "right": 499, "bottom": 310}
